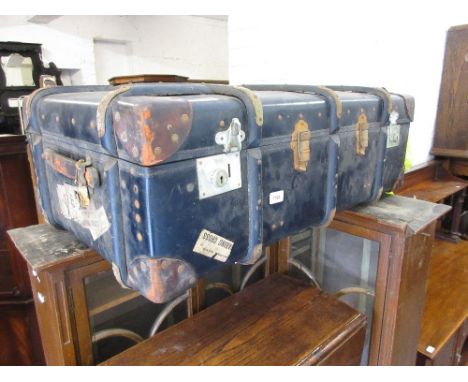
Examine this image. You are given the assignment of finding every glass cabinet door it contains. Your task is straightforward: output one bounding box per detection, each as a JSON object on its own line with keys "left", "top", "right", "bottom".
{"left": 84, "top": 269, "right": 189, "bottom": 363}
{"left": 290, "top": 227, "right": 384, "bottom": 365}
{"left": 72, "top": 255, "right": 272, "bottom": 365}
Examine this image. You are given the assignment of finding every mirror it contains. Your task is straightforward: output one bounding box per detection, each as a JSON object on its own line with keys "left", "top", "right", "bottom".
{"left": 1, "top": 54, "right": 35, "bottom": 87}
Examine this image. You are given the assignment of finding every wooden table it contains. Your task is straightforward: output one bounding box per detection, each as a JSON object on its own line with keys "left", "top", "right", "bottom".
{"left": 101, "top": 274, "right": 367, "bottom": 366}
{"left": 395, "top": 161, "right": 467, "bottom": 240}
{"left": 417, "top": 239, "right": 468, "bottom": 365}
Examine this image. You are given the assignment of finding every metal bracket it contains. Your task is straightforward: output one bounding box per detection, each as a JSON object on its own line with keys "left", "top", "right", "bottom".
{"left": 96, "top": 85, "right": 131, "bottom": 137}
{"left": 215, "top": 117, "right": 245, "bottom": 153}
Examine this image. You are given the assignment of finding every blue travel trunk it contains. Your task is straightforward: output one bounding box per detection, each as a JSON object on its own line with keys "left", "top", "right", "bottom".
{"left": 23, "top": 83, "right": 413, "bottom": 302}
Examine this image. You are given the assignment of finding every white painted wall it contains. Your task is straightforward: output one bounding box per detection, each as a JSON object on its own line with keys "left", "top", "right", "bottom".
{"left": 130, "top": 16, "right": 228, "bottom": 80}
{"left": 0, "top": 15, "right": 228, "bottom": 85}
{"left": 228, "top": 2, "right": 468, "bottom": 166}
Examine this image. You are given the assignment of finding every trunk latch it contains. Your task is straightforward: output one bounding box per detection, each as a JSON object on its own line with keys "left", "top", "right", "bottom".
{"left": 355, "top": 112, "right": 369, "bottom": 156}
{"left": 215, "top": 118, "right": 245, "bottom": 153}
{"left": 291, "top": 119, "right": 311, "bottom": 172}
{"left": 75, "top": 158, "right": 99, "bottom": 208}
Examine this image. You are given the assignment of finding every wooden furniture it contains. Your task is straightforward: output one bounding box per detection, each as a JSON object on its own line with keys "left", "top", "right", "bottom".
{"left": 108, "top": 74, "right": 189, "bottom": 85}
{"left": 0, "top": 134, "right": 44, "bottom": 365}
{"left": 283, "top": 195, "right": 450, "bottom": 365}
{"left": 417, "top": 239, "right": 468, "bottom": 365}
{"left": 431, "top": 24, "right": 468, "bottom": 160}
{"left": 395, "top": 160, "right": 467, "bottom": 240}
{"left": 101, "top": 274, "right": 367, "bottom": 366}
{"left": 108, "top": 74, "right": 229, "bottom": 86}
{"left": 7, "top": 224, "right": 190, "bottom": 365}
{"left": 429, "top": 24, "right": 468, "bottom": 236}
{"left": 7, "top": 223, "right": 274, "bottom": 365}
{"left": 0, "top": 42, "right": 62, "bottom": 135}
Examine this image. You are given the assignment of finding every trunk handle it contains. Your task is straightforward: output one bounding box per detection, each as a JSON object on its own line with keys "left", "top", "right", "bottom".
{"left": 43, "top": 149, "right": 100, "bottom": 208}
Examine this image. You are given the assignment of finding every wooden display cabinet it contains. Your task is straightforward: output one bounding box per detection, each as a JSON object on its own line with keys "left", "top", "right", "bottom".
{"left": 278, "top": 195, "right": 450, "bottom": 365}
{"left": 7, "top": 224, "right": 273, "bottom": 365}
{"left": 431, "top": 24, "right": 468, "bottom": 160}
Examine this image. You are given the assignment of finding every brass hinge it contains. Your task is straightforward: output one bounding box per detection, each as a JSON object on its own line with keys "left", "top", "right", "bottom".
{"left": 291, "top": 119, "right": 311, "bottom": 172}
{"left": 355, "top": 112, "right": 369, "bottom": 156}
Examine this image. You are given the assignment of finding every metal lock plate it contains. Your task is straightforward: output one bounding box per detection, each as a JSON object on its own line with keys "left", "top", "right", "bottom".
{"left": 196, "top": 152, "right": 242, "bottom": 200}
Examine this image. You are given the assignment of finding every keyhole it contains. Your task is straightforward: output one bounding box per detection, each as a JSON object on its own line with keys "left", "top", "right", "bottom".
{"left": 214, "top": 169, "right": 229, "bottom": 187}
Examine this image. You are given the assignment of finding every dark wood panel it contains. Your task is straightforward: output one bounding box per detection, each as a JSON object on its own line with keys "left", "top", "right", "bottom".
{"left": 450, "top": 159, "right": 468, "bottom": 177}
{"left": 0, "top": 135, "right": 38, "bottom": 298}
{"left": 0, "top": 301, "right": 44, "bottom": 365}
{"left": 101, "top": 274, "right": 366, "bottom": 366}
{"left": 317, "top": 326, "right": 366, "bottom": 366}
{"left": 0, "top": 250, "right": 15, "bottom": 296}
{"left": 388, "top": 223, "right": 435, "bottom": 365}
{"left": 432, "top": 25, "right": 468, "bottom": 158}
{"left": 0, "top": 134, "right": 42, "bottom": 365}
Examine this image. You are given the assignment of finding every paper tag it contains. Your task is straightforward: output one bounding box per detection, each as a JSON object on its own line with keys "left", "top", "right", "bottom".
{"left": 425, "top": 345, "right": 435, "bottom": 354}
{"left": 56, "top": 184, "right": 110, "bottom": 240}
{"left": 56, "top": 184, "right": 83, "bottom": 220}
{"left": 80, "top": 205, "right": 111, "bottom": 241}
{"left": 387, "top": 124, "right": 401, "bottom": 148}
{"left": 193, "top": 229, "right": 234, "bottom": 262}
{"left": 269, "top": 190, "right": 284, "bottom": 205}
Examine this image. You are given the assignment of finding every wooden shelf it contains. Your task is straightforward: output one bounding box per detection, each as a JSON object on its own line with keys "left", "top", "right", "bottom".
{"left": 86, "top": 273, "right": 141, "bottom": 317}
{"left": 396, "top": 161, "right": 467, "bottom": 203}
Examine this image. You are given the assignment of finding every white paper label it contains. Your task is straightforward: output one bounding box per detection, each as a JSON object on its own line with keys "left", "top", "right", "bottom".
{"left": 56, "top": 184, "right": 110, "bottom": 240}
{"left": 193, "top": 229, "right": 234, "bottom": 262}
{"left": 56, "top": 184, "right": 83, "bottom": 219}
{"left": 386, "top": 124, "right": 401, "bottom": 148}
{"left": 269, "top": 190, "right": 284, "bottom": 205}
{"left": 425, "top": 345, "right": 435, "bottom": 354}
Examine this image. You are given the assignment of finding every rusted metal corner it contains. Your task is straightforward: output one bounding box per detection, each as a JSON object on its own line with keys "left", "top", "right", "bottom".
{"left": 234, "top": 86, "right": 264, "bottom": 126}
{"left": 355, "top": 112, "right": 369, "bottom": 156}
{"left": 126, "top": 257, "right": 197, "bottom": 303}
{"left": 96, "top": 85, "right": 132, "bottom": 137}
{"left": 291, "top": 118, "right": 311, "bottom": 172}
{"left": 114, "top": 98, "right": 193, "bottom": 166}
